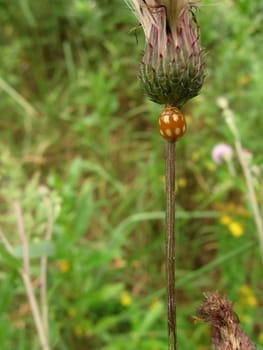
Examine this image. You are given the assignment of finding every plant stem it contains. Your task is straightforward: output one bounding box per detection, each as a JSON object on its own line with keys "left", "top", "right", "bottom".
{"left": 40, "top": 196, "right": 54, "bottom": 341}
{"left": 217, "top": 97, "right": 263, "bottom": 260}
{"left": 165, "top": 140, "right": 177, "bottom": 350}
{"left": 21, "top": 272, "right": 51, "bottom": 350}
{"left": 14, "top": 201, "right": 50, "bottom": 350}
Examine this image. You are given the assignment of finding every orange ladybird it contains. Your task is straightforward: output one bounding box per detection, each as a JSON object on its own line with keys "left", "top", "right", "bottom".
{"left": 158, "top": 106, "right": 186, "bottom": 141}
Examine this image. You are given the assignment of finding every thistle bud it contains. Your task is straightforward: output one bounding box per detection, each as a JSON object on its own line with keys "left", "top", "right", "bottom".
{"left": 126, "top": 0, "right": 205, "bottom": 107}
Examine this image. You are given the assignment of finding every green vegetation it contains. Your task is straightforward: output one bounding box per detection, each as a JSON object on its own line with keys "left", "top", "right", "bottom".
{"left": 0, "top": 1, "right": 262, "bottom": 349}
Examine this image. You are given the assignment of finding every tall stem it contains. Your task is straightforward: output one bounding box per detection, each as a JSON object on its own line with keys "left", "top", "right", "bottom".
{"left": 165, "top": 140, "right": 177, "bottom": 350}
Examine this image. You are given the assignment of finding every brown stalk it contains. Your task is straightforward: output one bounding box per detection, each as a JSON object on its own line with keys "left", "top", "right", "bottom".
{"left": 165, "top": 140, "right": 177, "bottom": 350}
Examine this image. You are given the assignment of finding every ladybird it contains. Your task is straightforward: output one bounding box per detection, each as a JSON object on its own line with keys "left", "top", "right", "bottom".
{"left": 158, "top": 106, "right": 186, "bottom": 141}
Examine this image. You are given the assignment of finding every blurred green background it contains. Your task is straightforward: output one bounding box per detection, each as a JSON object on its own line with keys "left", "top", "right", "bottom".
{"left": 0, "top": 0, "right": 263, "bottom": 349}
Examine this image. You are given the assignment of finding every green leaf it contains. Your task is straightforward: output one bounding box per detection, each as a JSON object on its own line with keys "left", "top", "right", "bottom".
{"left": 0, "top": 245, "right": 20, "bottom": 269}
{"left": 73, "top": 183, "right": 94, "bottom": 237}
{"left": 12, "top": 241, "right": 54, "bottom": 260}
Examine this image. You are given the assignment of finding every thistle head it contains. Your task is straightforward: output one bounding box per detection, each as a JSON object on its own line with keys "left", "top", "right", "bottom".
{"left": 212, "top": 143, "right": 234, "bottom": 164}
{"left": 126, "top": 0, "right": 205, "bottom": 107}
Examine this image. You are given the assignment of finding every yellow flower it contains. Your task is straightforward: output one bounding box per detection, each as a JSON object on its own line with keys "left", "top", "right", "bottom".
{"left": 228, "top": 221, "right": 244, "bottom": 237}
{"left": 239, "top": 285, "right": 258, "bottom": 307}
{"left": 240, "top": 284, "right": 250, "bottom": 295}
{"left": 58, "top": 259, "right": 70, "bottom": 273}
{"left": 120, "top": 292, "right": 132, "bottom": 307}
{"left": 246, "top": 294, "right": 258, "bottom": 307}
{"left": 178, "top": 177, "right": 187, "bottom": 188}
{"left": 219, "top": 215, "right": 232, "bottom": 225}
{"left": 259, "top": 332, "right": 263, "bottom": 343}
{"left": 149, "top": 299, "right": 161, "bottom": 311}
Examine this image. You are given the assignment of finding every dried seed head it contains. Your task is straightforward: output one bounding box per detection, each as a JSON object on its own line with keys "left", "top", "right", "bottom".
{"left": 197, "top": 292, "right": 257, "bottom": 350}
{"left": 125, "top": 0, "right": 205, "bottom": 107}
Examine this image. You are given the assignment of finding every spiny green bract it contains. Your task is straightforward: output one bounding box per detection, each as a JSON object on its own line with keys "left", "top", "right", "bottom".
{"left": 140, "top": 58, "right": 205, "bottom": 107}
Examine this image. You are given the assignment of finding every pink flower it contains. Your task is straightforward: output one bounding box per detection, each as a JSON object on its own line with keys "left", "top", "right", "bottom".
{"left": 212, "top": 143, "right": 233, "bottom": 165}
